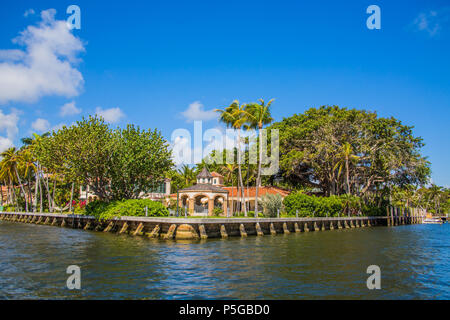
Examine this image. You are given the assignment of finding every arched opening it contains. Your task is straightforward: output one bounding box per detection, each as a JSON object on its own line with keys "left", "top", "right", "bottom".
{"left": 180, "top": 194, "right": 189, "bottom": 207}
{"left": 194, "top": 194, "right": 209, "bottom": 214}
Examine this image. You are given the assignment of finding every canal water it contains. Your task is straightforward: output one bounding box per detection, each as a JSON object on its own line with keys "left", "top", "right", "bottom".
{"left": 0, "top": 221, "right": 448, "bottom": 299}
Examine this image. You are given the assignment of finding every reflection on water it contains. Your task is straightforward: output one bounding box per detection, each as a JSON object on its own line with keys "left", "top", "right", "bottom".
{"left": 0, "top": 221, "right": 449, "bottom": 299}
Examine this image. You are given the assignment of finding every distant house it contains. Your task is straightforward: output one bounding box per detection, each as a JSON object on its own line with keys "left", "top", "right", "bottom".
{"left": 79, "top": 178, "right": 171, "bottom": 203}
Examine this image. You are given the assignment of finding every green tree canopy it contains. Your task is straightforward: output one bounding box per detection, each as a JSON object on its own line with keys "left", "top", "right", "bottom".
{"left": 35, "top": 115, "right": 173, "bottom": 201}
{"left": 270, "top": 106, "right": 430, "bottom": 196}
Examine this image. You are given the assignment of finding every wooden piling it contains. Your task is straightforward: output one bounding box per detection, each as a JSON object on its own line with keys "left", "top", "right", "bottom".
{"left": 256, "top": 223, "right": 264, "bottom": 236}
{"left": 103, "top": 221, "right": 114, "bottom": 232}
{"left": 119, "top": 222, "right": 129, "bottom": 234}
{"left": 220, "top": 225, "right": 228, "bottom": 238}
{"left": 83, "top": 221, "right": 92, "bottom": 230}
{"left": 294, "top": 222, "right": 301, "bottom": 233}
{"left": 239, "top": 224, "right": 247, "bottom": 237}
{"left": 283, "top": 222, "right": 290, "bottom": 234}
{"left": 313, "top": 222, "right": 319, "bottom": 231}
{"left": 147, "top": 224, "right": 161, "bottom": 238}
{"left": 270, "top": 223, "right": 276, "bottom": 235}
{"left": 133, "top": 223, "right": 144, "bottom": 236}
{"left": 198, "top": 224, "right": 208, "bottom": 239}
{"left": 162, "top": 224, "right": 177, "bottom": 239}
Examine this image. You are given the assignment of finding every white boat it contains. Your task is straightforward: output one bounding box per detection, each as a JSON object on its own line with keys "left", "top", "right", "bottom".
{"left": 422, "top": 216, "right": 443, "bottom": 224}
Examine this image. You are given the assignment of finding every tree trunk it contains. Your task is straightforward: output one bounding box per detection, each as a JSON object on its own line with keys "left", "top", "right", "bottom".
{"left": 237, "top": 129, "right": 247, "bottom": 216}
{"left": 33, "top": 165, "right": 39, "bottom": 212}
{"left": 231, "top": 177, "right": 234, "bottom": 216}
{"left": 39, "top": 177, "right": 43, "bottom": 213}
{"left": 14, "top": 166, "right": 28, "bottom": 212}
{"left": 42, "top": 173, "right": 52, "bottom": 212}
{"left": 345, "top": 156, "right": 350, "bottom": 195}
{"left": 27, "top": 176, "right": 32, "bottom": 211}
{"left": 52, "top": 178, "right": 56, "bottom": 210}
{"left": 245, "top": 142, "right": 251, "bottom": 213}
{"left": 69, "top": 182, "right": 74, "bottom": 212}
{"left": 255, "top": 126, "right": 263, "bottom": 217}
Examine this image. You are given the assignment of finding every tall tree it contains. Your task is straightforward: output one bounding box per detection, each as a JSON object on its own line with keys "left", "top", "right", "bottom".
{"left": 216, "top": 100, "right": 248, "bottom": 216}
{"left": 220, "top": 163, "right": 238, "bottom": 216}
{"left": 244, "top": 98, "right": 274, "bottom": 216}
{"left": 0, "top": 148, "right": 28, "bottom": 211}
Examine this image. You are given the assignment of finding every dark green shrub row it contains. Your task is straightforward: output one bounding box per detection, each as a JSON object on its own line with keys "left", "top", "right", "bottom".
{"left": 85, "top": 199, "right": 169, "bottom": 220}
{"left": 283, "top": 192, "right": 385, "bottom": 217}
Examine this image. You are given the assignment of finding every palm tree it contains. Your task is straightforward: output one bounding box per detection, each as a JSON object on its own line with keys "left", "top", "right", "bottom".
{"left": 220, "top": 163, "right": 237, "bottom": 216}
{"left": 427, "top": 184, "right": 443, "bottom": 215}
{"left": 244, "top": 98, "right": 274, "bottom": 216}
{"left": 179, "top": 164, "right": 195, "bottom": 188}
{"left": 0, "top": 147, "right": 28, "bottom": 211}
{"left": 18, "top": 148, "right": 37, "bottom": 211}
{"left": 216, "top": 100, "right": 248, "bottom": 216}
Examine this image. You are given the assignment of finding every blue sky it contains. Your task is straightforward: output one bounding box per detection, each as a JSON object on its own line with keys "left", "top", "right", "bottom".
{"left": 0, "top": 0, "right": 449, "bottom": 186}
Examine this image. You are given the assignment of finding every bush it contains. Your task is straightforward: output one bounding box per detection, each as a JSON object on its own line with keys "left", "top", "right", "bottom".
{"left": 85, "top": 200, "right": 110, "bottom": 216}
{"left": 213, "top": 207, "right": 223, "bottom": 216}
{"left": 283, "top": 192, "right": 316, "bottom": 217}
{"left": 1, "top": 205, "right": 15, "bottom": 212}
{"left": 259, "top": 194, "right": 283, "bottom": 217}
{"left": 284, "top": 192, "right": 384, "bottom": 217}
{"left": 85, "top": 199, "right": 169, "bottom": 220}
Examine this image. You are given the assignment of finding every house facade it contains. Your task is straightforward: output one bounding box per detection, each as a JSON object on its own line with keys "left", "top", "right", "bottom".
{"left": 172, "top": 167, "right": 290, "bottom": 216}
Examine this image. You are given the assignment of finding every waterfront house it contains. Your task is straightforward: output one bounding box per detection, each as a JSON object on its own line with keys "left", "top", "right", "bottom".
{"left": 172, "top": 167, "right": 290, "bottom": 216}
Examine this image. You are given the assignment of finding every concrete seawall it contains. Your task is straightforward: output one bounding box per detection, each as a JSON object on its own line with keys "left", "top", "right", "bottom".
{"left": 0, "top": 212, "right": 422, "bottom": 240}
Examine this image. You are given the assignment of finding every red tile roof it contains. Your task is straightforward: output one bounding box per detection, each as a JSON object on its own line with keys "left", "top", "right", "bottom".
{"left": 223, "top": 186, "right": 290, "bottom": 198}
{"left": 211, "top": 171, "right": 223, "bottom": 178}
{"left": 169, "top": 186, "right": 290, "bottom": 198}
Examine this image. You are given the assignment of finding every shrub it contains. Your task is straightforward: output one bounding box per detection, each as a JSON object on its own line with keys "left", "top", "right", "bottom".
{"left": 316, "top": 195, "right": 344, "bottom": 217}
{"left": 84, "top": 199, "right": 169, "bottom": 220}
{"left": 283, "top": 192, "right": 316, "bottom": 217}
{"left": 213, "top": 207, "right": 223, "bottom": 216}
{"left": 259, "top": 194, "right": 283, "bottom": 217}
{"left": 85, "top": 200, "right": 110, "bottom": 216}
{"left": 284, "top": 191, "right": 385, "bottom": 217}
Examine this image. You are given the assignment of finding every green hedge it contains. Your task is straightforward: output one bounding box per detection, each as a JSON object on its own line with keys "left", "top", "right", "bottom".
{"left": 283, "top": 192, "right": 385, "bottom": 217}
{"left": 85, "top": 199, "right": 169, "bottom": 220}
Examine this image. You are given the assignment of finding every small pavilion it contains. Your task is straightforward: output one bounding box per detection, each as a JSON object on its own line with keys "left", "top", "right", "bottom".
{"left": 177, "top": 167, "right": 228, "bottom": 216}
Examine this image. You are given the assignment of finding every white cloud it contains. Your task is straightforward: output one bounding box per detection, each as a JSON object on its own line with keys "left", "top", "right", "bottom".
{"left": 0, "top": 49, "right": 26, "bottom": 61}
{"left": 413, "top": 8, "right": 450, "bottom": 37}
{"left": 24, "top": 9, "right": 35, "bottom": 17}
{"left": 0, "top": 137, "right": 14, "bottom": 152}
{"left": 170, "top": 126, "right": 248, "bottom": 166}
{"left": 0, "top": 9, "right": 85, "bottom": 104}
{"left": 95, "top": 107, "right": 125, "bottom": 123}
{"left": 0, "top": 109, "right": 20, "bottom": 152}
{"left": 31, "top": 118, "right": 50, "bottom": 132}
{"left": 181, "top": 101, "right": 217, "bottom": 123}
{"left": 60, "top": 100, "right": 81, "bottom": 116}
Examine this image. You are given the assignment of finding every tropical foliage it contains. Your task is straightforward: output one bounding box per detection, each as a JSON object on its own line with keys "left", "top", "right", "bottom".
{"left": 270, "top": 106, "right": 431, "bottom": 197}
{"left": 258, "top": 193, "right": 283, "bottom": 217}
{"left": 0, "top": 116, "right": 172, "bottom": 214}
{"left": 85, "top": 199, "right": 169, "bottom": 220}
